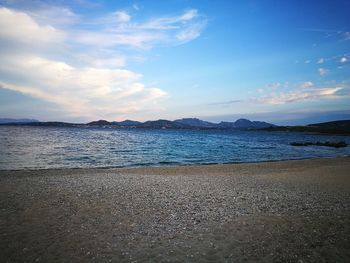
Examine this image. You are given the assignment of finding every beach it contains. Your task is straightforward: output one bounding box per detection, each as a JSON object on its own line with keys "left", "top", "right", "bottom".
{"left": 1, "top": 157, "right": 350, "bottom": 262}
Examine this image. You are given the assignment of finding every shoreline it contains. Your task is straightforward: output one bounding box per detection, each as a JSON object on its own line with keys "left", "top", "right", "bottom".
{"left": 1, "top": 155, "right": 349, "bottom": 173}
{"left": 1, "top": 123, "right": 350, "bottom": 136}
{"left": 1, "top": 156, "right": 350, "bottom": 262}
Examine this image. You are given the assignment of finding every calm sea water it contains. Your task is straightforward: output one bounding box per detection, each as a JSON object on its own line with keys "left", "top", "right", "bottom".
{"left": 0, "top": 126, "right": 349, "bottom": 170}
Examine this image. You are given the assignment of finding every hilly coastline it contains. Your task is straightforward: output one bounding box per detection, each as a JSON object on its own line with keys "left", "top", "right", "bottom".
{"left": 262, "top": 120, "right": 350, "bottom": 135}
{"left": 0, "top": 117, "right": 275, "bottom": 130}
{"left": 1, "top": 118, "right": 350, "bottom": 135}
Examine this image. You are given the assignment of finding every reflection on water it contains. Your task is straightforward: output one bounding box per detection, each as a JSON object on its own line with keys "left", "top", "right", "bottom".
{"left": 0, "top": 126, "right": 349, "bottom": 170}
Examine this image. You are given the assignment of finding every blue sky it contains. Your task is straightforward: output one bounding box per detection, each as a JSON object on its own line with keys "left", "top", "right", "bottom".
{"left": 0, "top": 0, "right": 349, "bottom": 124}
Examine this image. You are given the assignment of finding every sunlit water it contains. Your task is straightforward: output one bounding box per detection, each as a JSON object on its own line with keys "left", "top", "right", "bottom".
{"left": 0, "top": 126, "right": 349, "bottom": 170}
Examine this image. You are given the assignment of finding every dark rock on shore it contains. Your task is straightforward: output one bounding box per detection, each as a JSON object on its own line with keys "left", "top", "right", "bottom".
{"left": 290, "top": 141, "right": 347, "bottom": 148}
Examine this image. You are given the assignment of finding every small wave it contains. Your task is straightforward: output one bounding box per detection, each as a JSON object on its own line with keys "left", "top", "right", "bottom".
{"left": 65, "top": 156, "right": 91, "bottom": 161}
{"left": 199, "top": 162, "right": 220, "bottom": 165}
{"left": 131, "top": 162, "right": 157, "bottom": 167}
{"left": 158, "top": 161, "right": 181, "bottom": 165}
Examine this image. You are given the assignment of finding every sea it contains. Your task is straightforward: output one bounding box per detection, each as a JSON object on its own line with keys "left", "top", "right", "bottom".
{"left": 0, "top": 126, "right": 349, "bottom": 170}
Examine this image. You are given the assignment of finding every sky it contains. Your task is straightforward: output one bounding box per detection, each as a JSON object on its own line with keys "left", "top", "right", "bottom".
{"left": 0, "top": 0, "right": 349, "bottom": 125}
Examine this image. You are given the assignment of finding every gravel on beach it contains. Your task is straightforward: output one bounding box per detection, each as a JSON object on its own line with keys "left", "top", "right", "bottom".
{"left": 1, "top": 157, "right": 350, "bottom": 262}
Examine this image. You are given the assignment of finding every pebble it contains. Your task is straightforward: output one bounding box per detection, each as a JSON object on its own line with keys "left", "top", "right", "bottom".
{"left": 1, "top": 162, "right": 350, "bottom": 262}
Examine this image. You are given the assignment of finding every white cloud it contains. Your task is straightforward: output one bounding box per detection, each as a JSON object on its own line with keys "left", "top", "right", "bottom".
{"left": 0, "top": 54, "right": 166, "bottom": 119}
{"left": 1, "top": 5, "right": 207, "bottom": 49}
{"left": 0, "top": 6, "right": 207, "bottom": 120}
{"left": 300, "top": 81, "right": 314, "bottom": 89}
{"left": 113, "top": 11, "right": 131, "bottom": 23}
{"left": 344, "top": 32, "right": 350, "bottom": 40}
{"left": 91, "top": 10, "right": 132, "bottom": 26}
{"left": 259, "top": 82, "right": 290, "bottom": 93}
{"left": 0, "top": 7, "right": 176, "bottom": 120}
{"left": 75, "top": 53, "right": 126, "bottom": 68}
{"left": 73, "top": 8, "right": 206, "bottom": 49}
{"left": 318, "top": 68, "right": 328, "bottom": 76}
{"left": 0, "top": 7, "right": 65, "bottom": 47}
{"left": 179, "top": 9, "right": 198, "bottom": 20}
{"left": 267, "top": 82, "right": 282, "bottom": 89}
{"left": 317, "top": 58, "right": 324, "bottom": 64}
{"left": 259, "top": 87, "right": 343, "bottom": 104}
{"left": 176, "top": 20, "right": 206, "bottom": 42}
{"left": 316, "top": 53, "right": 350, "bottom": 64}
{"left": 340, "top": 56, "right": 348, "bottom": 63}
{"left": 75, "top": 31, "right": 163, "bottom": 49}
{"left": 140, "top": 9, "right": 200, "bottom": 30}
{"left": 258, "top": 82, "right": 346, "bottom": 105}
{"left": 28, "top": 6, "right": 80, "bottom": 26}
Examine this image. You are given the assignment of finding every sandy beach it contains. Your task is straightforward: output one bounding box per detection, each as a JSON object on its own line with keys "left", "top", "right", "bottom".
{"left": 1, "top": 157, "right": 350, "bottom": 262}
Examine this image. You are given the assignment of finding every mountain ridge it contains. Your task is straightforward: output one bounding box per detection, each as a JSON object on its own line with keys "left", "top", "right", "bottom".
{"left": 0, "top": 118, "right": 39, "bottom": 124}
{"left": 1, "top": 117, "right": 275, "bottom": 130}
{"left": 2, "top": 118, "right": 350, "bottom": 134}
{"left": 261, "top": 120, "right": 350, "bottom": 135}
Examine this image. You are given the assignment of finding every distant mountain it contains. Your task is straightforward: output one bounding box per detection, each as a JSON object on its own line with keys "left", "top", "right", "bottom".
{"left": 216, "top": 121, "right": 236, "bottom": 129}
{"left": 218, "top": 118, "right": 275, "bottom": 129}
{"left": 2, "top": 117, "right": 349, "bottom": 134}
{"left": 308, "top": 120, "right": 350, "bottom": 133}
{"left": 0, "top": 117, "right": 276, "bottom": 130}
{"left": 87, "top": 120, "right": 117, "bottom": 126}
{"left": 116, "top": 120, "right": 142, "bottom": 126}
{"left": 262, "top": 120, "right": 350, "bottom": 135}
{"left": 0, "top": 118, "right": 38, "bottom": 124}
{"left": 29, "top": 121, "right": 83, "bottom": 127}
{"left": 109, "top": 118, "right": 275, "bottom": 130}
{"left": 174, "top": 118, "right": 216, "bottom": 128}
{"left": 140, "top": 119, "right": 188, "bottom": 129}
{"left": 87, "top": 119, "right": 142, "bottom": 127}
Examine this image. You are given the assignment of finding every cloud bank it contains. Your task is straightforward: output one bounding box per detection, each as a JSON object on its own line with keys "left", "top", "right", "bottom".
{"left": 0, "top": 6, "right": 206, "bottom": 120}
{"left": 258, "top": 82, "right": 348, "bottom": 105}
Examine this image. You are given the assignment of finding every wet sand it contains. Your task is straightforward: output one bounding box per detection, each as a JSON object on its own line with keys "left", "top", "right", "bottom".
{"left": 1, "top": 157, "right": 350, "bottom": 262}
